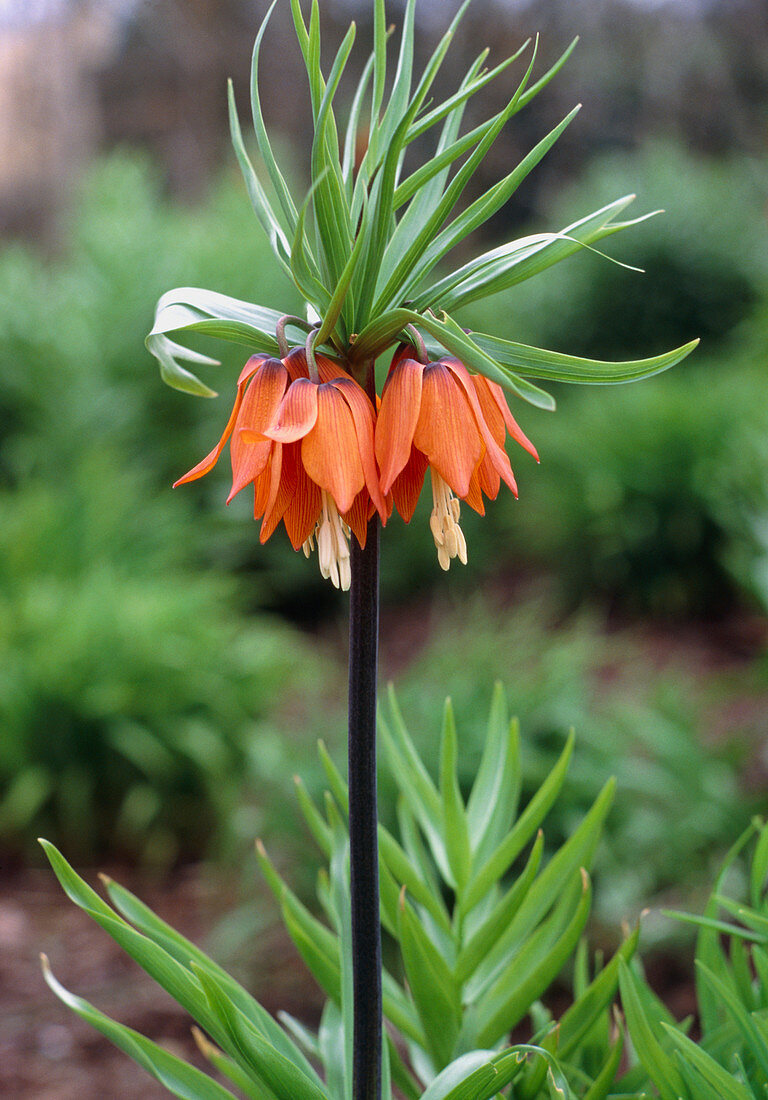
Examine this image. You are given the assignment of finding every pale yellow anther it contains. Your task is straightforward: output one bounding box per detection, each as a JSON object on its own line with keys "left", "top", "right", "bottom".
{"left": 303, "top": 492, "right": 352, "bottom": 589}
{"left": 428, "top": 469, "right": 468, "bottom": 571}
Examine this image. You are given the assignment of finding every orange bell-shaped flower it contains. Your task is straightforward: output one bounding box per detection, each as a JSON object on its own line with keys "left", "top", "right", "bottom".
{"left": 175, "top": 349, "right": 387, "bottom": 590}
{"left": 375, "top": 346, "right": 538, "bottom": 570}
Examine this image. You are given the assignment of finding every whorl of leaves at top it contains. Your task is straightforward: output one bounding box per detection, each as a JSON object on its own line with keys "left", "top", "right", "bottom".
{"left": 147, "top": 0, "right": 697, "bottom": 408}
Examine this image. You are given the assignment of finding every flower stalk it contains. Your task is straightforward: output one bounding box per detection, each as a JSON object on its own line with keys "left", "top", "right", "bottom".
{"left": 347, "top": 359, "right": 382, "bottom": 1100}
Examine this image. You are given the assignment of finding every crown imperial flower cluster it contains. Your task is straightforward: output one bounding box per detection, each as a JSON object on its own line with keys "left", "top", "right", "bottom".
{"left": 175, "top": 340, "right": 536, "bottom": 587}
{"left": 148, "top": 0, "right": 697, "bottom": 592}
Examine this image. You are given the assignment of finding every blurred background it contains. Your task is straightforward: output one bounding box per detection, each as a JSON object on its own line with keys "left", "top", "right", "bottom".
{"left": 0, "top": 0, "right": 767, "bottom": 1095}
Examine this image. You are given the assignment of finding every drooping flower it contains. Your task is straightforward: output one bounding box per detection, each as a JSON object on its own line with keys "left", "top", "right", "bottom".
{"left": 375, "top": 347, "right": 538, "bottom": 570}
{"left": 174, "top": 349, "right": 387, "bottom": 590}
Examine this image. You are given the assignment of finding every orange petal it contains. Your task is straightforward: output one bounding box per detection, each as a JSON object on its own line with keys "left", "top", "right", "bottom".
{"left": 173, "top": 355, "right": 266, "bottom": 486}
{"left": 259, "top": 444, "right": 297, "bottom": 543}
{"left": 316, "top": 354, "right": 349, "bottom": 383}
{"left": 413, "top": 363, "right": 482, "bottom": 498}
{"left": 476, "top": 450, "right": 501, "bottom": 503}
{"left": 266, "top": 378, "right": 319, "bottom": 443}
{"left": 228, "top": 359, "right": 288, "bottom": 499}
{"left": 443, "top": 359, "right": 517, "bottom": 494}
{"left": 465, "top": 465, "right": 489, "bottom": 514}
{"left": 253, "top": 458, "right": 273, "bottom": 519}
{"left": 302, "top": 384, "right": 365, "bottom": 515}
{"left": 391, "top": 446, "right": 428, "bottom": 522}
{"left": 376, "top": 358, "right": 423, "bottom": 496}
{"left": 334, "top": 377, "right": 389, "bottom": 523}
{"left": 478, "top": 375, "right": 539, "bottom": 462}
{"left": 283, "top": 347, "right": 310, "bottom": 381}
{"left": 343, "top": 491, "right": 374, "bottom": 548}
{"left": 282, "top": 450, "right": 322, "bottom": 549}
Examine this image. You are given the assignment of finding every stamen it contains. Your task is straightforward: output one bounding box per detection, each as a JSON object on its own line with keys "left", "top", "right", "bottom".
{"left": 429, "top": 469, "right": 468, "bottom": 570}
{"left": 304, "top": 491, "right": 352, "bottom": 589}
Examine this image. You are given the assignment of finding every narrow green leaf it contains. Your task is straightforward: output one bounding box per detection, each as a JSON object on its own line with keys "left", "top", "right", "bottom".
{"left": 310, "top": 21, "right": 355, "bottom": 286}
{"left": 227, "top": 81, "right": 291, "bottom": 275}
{"left": 293, "top": 776, "right": 332, "bottom": 857}
{"left": 582, "top": 1031, "right": 625, "bottom": 1100}
{"left": 419, "top": 1051, "right": 501, "bottom": 1100}
{"left": 100, "top": 874, "right": 320, "bottom": 1081}
{"left": 473, "top": 333, "right": 700, "bottom": 385}
{"left": 374, "top": 48, "right": 541, "bottom": 314}
{"left": 399, "top": 890, "right": 461, "bottom": 1068}
{"left": 328, "top": 827, "right": 354, "bottom": 1100}
{"left": 475, "top": 870, "right": 592, "bottom": 1047}
{"left": 461, "top": 732, "right": 575, "bottom": 915}
{"left": 41, "top": 841, "right": 222, "bottom": 1044}
{"left": 407, "top": 105, "right": 581, "bottom": 291}
{"left": 440, "top": 699, "right": 472, "bottom": 895}
{"left": 662, "top": 1023, "right": 754, "bottom": 1100}
{"left": 697, "top": 961, "right": 768, "bottom": 1085}
{"left": 405, "top": 41, "right": 530, "bottom": 144}
{"left": 290, "top": 173, "right": 334, "bottom": 313}
{"left": 751, "top": 822, "right": 768, "bottom": 909}
{"left": 318, "top": 1002, "right": 346, "bottom": 1100}
{"left": 315, "top": 190, "right": 369, "bottom": 345}
{"left": 619, "top": 961, "right": 688, "bottom": 1100}
{"left": 466, "top": 687, "right": 521, "bottom": 865}
{"left": 516, "top": 37, "right": 580, "bottom": 111}
{"left": 376, "top": 0, "right": 417, "bottom": 155}
{"left": 315, "top": 741, "right": 451, "bottom": 933}
{"left": 413, "top": 195, "right": 644, "bottom": 312}
{"left": 41, "top": 957, "right": 239, "bottom": 1100}
{"left": 193, "top": 965, "right": 328, "bottom": 1100}
{"left": 454, "top": 830, "right": 544, "bottom": 986}
{"left": 558, "top": 924, "right": 640, "bottom": 1058}
{"left": 466, "top": 779, "right": 614, "bottom": 995}
{"left": 249, "top": 4, "right": 298, "bottom": 233}
{"left": 192, "top": 1028, "right": 276, "bottom": 1100}
{"left": 342, "top": 50, "right": 375, "bottom": 186}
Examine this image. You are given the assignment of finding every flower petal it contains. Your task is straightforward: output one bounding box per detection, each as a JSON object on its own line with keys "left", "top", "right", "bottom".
{"left": 228, "top": 359, "right": 288, "bottom": 500}
{"left": 259, "top": 443, "right": 297, "bottom": 544}
{"left": 376, "top": 357, "right": 423, "bottom": 496}
{"left": 173, "top": 354, "right": 267, "bottom": 486}
{"left": 283, "top": 347, "right": 310, "bottom": 381}
{"left": 334, "top": 377, "right": 389, "bottom": 523}
{"left": 302, "top": 384, "right": 365, "bottom": 515}
{"left": 413, "top": 363, "right": 482, "bottom": 498}
{"left": 443, "top": 359, "right": 517, "bottom": 493}
{"left": 266, "top": 377, "right": 319, "bottom": 443}
{"left": 391, "top": 445, "right": 428, "bottom": 522}
{"left": 316, "top": 354, "right": 350, "bottom": 383}
{"left": 282, "top": 448, "right": 322, "bottom": 548}
{"left": 343, "top": 491, "right": 374, "bottom": 549}
{"left": 477, "top": 374, "right": 539, "bottom": 462}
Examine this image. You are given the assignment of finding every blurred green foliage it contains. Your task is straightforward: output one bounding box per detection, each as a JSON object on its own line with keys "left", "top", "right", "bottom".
{"left": 0, "top": 454, "right": 327, "bottom": 864}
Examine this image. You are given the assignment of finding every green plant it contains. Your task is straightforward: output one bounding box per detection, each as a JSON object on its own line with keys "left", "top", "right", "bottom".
{"left": 621, "top": 818, "right": 768, "bottom": 1098}
{"left": 387, "top": 599, "right": 750, "bottom": 927}
{"left": 41, "top": 688, "right": 635, "bottom": 1099}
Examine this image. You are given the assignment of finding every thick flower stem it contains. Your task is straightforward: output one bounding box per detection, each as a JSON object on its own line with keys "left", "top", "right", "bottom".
{"left": 348, "top": 360, "right": 382, "bottom": 1100}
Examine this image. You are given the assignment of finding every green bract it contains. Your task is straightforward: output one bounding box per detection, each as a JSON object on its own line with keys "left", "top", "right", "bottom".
{"left": 146, "top": 0, "right": 697, "bottom": 405}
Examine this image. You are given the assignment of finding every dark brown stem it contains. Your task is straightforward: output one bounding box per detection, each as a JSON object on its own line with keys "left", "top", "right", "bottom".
{"left": 348, "top": 359, "right": 382, "bottom": 1100}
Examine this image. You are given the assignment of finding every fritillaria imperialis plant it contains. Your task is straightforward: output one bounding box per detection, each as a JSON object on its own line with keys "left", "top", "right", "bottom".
{"left": 41, "top": 1, "right": 697, "bottom": 1097}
